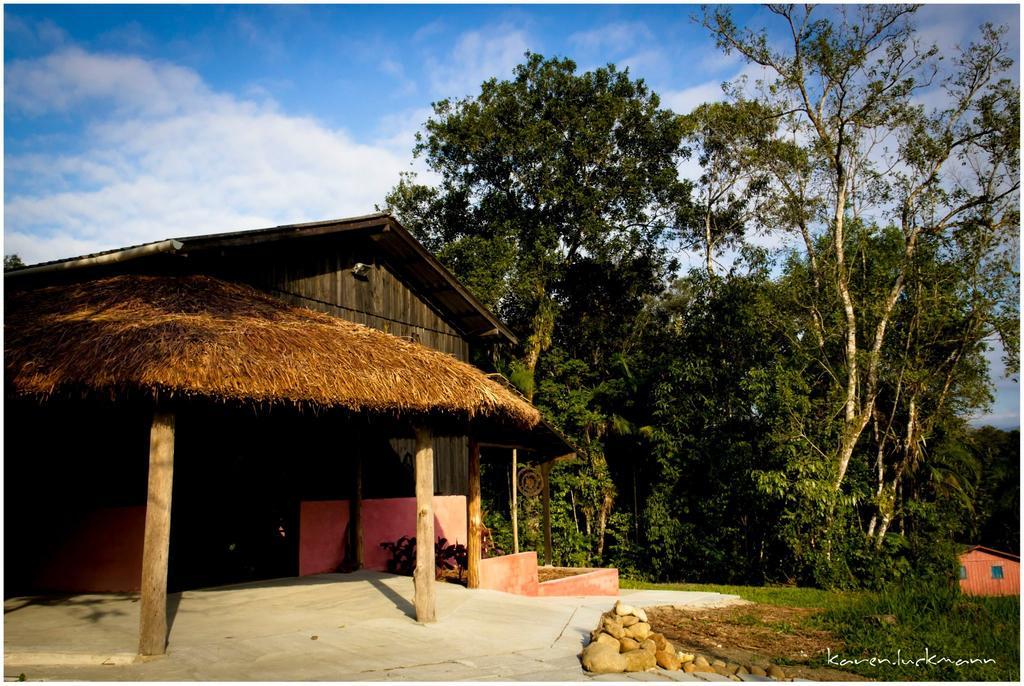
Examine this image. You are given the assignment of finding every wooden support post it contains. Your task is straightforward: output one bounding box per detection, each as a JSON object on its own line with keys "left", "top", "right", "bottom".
{"left": 541, "top": 460, "right": 553, "bottom": 567}
{"left": 466, "top": 438, "right": 482, "bottom": 589}
{"left": 138, "top": 409, "right": 175, "bottom": 656}
{"left": 413, "top": 427, "right": 436, "bottom": 623}
{"left": 351, "top": 441, "right": 364, "bottom": 569}
{"left": 511, "top": 449, "right": 519, "bottom": 554}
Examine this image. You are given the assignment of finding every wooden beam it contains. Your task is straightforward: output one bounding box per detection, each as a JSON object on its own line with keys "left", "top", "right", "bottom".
{"left": 138, "top": 409, "right": 175, "bottom": 656}
{"left": 475, "top": 441, "right": 528, "bottom": 451}
{"left": 511, "top": 449, "right": 519, "bottom": 555}
{"left": 466, "top": 438, "right": 482, "bottom": 589}
{"left": 541, "top": 460, "right": 553, "bottom": 567}
{"left": 413, "top": 427, "right": 436, "bottom": 623}
{"left": 351, "top": 440, "right": 364, "bottom": 569}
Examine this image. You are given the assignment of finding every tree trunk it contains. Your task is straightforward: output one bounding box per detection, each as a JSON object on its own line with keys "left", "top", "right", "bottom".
{"left": 139, "top": 409, "right": 175, "bottom": 656}
{"left": 594, "top": 492, "right": 613, "bottom": 561}
{"left": 832, "top": 180, "right": 864, "bottom": 493}
{"left": 521, "top": 293, "right": 556, "bottom": 401}
{"left": 466, "top": 438, "right": 482, "bottom": 588}
{"left": 413, "top": 427, "right": 436, "bottom": 623}
{"left": 705, "top": 213, "right": 716, "bottom": 277}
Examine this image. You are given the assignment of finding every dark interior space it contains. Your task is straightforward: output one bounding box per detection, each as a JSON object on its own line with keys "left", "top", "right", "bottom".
{"left": 168, "top": 403, "right": 416, "bottom": 591}
{"left": 4, "top": 397, "right": 150, "bottom": 598}
{"left": 5, "top": 397, "right": 418, "bottom": 597}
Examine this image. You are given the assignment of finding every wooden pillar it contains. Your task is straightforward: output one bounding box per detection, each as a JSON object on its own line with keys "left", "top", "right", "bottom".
{"left": 351, "top": 442, "right": 364, "bottom": 569}
{"left": 466, "top": 438, "right": 482, "bottom": 589}
{"left": 511, "top": 449, "right": 519, "bottom": 554}
{"left": 541, "top": 460, "right": 553, "bottom": 567}
{"left": 413, "top": 427, "right": 436, "bottom": 623}
{"left": 138, "top": 409, "right": 175, "bottom": 656}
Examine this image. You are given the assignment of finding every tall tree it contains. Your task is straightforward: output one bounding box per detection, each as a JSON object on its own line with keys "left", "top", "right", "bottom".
{"left": 702, "top": 6, "right": 1019, "bottom": 543}
{"left": 678, "top": 100, "right": 774, "bottom": 276}
{"left": 4, "top": 254, "right": 25, "bottom": 271}
{"left": 382, "top": 52, "right": 688, "bottom": 398}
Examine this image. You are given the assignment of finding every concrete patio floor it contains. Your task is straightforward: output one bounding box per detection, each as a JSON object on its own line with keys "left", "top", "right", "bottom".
{"left": 4, "top": 571, "right": 744, "bottom": 681}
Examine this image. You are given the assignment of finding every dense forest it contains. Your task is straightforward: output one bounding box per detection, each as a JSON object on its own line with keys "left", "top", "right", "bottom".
{"left": 383, "top": 5, "right": 1019, "bottom": 589}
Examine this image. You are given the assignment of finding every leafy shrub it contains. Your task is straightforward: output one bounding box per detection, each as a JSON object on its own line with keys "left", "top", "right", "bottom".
{"left": 379, "top": 536, "right": 416, "bottom": 575}
{"left": 379, "top": 536, "right": 469, "bottom": 580}
{"left": 435, "top": 537, "right": 468, "bottom": 578}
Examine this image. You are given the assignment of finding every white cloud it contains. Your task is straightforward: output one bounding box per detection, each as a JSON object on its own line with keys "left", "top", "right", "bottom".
{"left": 568, "top": 21, "right": 652, "bottom": 53}
{"left": 662, "top": 61, "right": 774, "bottom": 115}
{"left": 4, "top": 48, "right": 412, "bottom": 264}
{"left": 5, "top": 47, "right": 215, "bottom": 116}
{"left": 662, "top": 80, "right": 726, "bottom": 115}
{"left": 619, "top": 49, "right": 666, "bottom": 76}
{"left": 4, "top": 14, "right": 68, "bottom": 50}
{"left": 426, "top": 23, "right": 532, "bottom": 98}
{"left": 412, "top": 19, "right": 446, "bottom": 44}
{"left": 379, "top": 57, "right": 417, "bottom": 97}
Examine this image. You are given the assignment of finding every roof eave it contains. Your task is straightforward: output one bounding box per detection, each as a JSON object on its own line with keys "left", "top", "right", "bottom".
{"left": 380, "top": 216, "right": 518, "bottom": 345}
{"left": 5, "top": 239, "right": 185, "bottom": 278}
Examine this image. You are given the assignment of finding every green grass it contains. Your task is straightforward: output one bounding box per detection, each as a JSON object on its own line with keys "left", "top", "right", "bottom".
{"left": 815, "top": 585, "right": 1019, "bottom": 681}
{"left": 618, "top": 578, "right": 846, "bottom": 608}
{"left": 621, "top": 579, "right": 1020, "bottom": 681}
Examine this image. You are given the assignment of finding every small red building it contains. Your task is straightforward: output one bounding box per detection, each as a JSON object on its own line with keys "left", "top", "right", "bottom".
{"left": 958, "top": 546, "right": 1019, "bottom": 596}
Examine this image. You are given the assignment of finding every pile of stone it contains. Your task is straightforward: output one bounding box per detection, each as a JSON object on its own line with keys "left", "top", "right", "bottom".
{"left": 579, "top": 600, "right": 787, "bottom": 680}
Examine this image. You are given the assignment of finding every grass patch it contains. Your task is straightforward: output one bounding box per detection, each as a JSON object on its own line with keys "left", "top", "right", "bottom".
{"left": 815, "top": 584, "right": 1019, "bottom": 681}
{"left": 619, "top": 578, "right": 846, "bottom": 608}
{"left": 622, "top": 579, "right": 1019, "bottom": 681}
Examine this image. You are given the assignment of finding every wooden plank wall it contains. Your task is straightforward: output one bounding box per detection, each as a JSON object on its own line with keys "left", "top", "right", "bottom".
{"left": 389, "top": 436, "right": 468, "bottom": 496}
{"left": 251, "top": 247, "right": 469, "bottom": 361}
{"left": 213, "top": 241, "right": 470, "bottom": 495}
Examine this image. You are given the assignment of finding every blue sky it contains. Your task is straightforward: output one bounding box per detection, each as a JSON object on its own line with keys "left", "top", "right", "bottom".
{"left": 3, "top": 3, "right": 1019, "bottom": 427}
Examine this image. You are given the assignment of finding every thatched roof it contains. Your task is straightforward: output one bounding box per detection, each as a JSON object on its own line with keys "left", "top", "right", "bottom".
{"left": 4, "top": 274, "right": 541, "bottom": 429}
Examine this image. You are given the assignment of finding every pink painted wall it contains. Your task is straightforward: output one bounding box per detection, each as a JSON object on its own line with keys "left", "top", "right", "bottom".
{"left": 538, "top": 567, "right": 619, "bottom": 596}
{"left": 479, "top": 551, "right": 540, "bottom": 596}
{"left": 298, "top": 500, "right": 351, "bottom": 576}
{"left": 33, "top": 506, "right": 146, "bottom": 592}
{"left": 478, "top": 552, "right": 619, "bottom": 597}
{"left": 299, "top": 496, "right": 467, "bottom": 576}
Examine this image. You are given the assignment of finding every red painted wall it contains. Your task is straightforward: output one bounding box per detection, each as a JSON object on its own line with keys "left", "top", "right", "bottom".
{"left": 479, "top": 551, "right": 541, "bottom": 596}
{"left": 32, "top": 506, "right": 146, "bottom": 593}
{"left": 959, "top": 549, "right": 1019, "bottom": 596}
{"left": 298, "top": 496, "right": 467, "bottom": 576}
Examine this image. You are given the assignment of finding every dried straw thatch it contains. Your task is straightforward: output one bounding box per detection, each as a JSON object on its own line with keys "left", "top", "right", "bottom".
{"left": 5, "top": 274, "right": 541, "bottom": 428}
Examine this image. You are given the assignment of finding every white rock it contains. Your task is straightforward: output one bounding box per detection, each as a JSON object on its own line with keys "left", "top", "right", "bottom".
{"left": 614, "top": 600, "right": 637, "bottom": 617}
{"left": 635, "top": 608, "right": 648, "bottom": 622}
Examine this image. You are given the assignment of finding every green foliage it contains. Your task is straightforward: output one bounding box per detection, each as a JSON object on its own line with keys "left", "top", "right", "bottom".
{"left": 4, "top": 254, "right": 25, "bottom": 271}
{"left": 382, "top": 26, "right": 1018, "bottom": 592}
{"left": 965, "top": 427, "right": 1020, "bottom": 553}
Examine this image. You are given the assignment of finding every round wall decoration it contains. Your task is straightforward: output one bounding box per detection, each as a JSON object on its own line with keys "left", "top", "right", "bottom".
{"left": 517, "top": 465, "right": 543, "bottom": 497}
